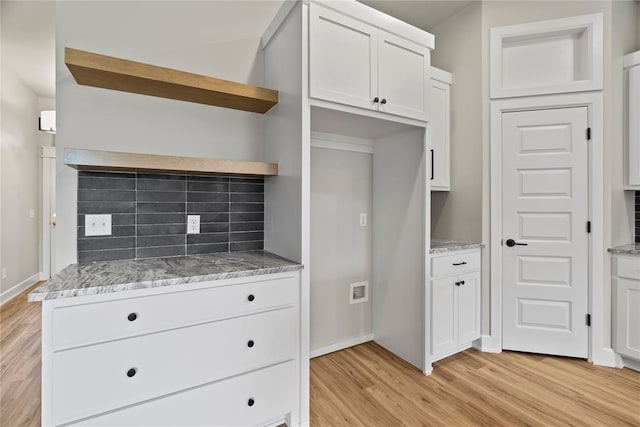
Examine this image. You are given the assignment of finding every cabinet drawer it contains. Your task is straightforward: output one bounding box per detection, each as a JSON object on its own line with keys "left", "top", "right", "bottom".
{"left": 52, "top": 308, "right": 296, "bottom": 425}
{"left": 71, "top": 360, "right": 296, "bottom": 427}
{"left": 614, "top": 256, "right": 640, "bottom": 281}
{"left": 431, "top": 250, "right": 480, "bottom": 278}
{"left": 52, "top": 274, "right": 297, "bottom": 350}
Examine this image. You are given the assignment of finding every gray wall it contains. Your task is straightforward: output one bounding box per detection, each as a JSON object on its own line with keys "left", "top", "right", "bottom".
{"left": 55, "top": 1, "right": 281, "bottom": 271}
{"left": 310, "top": 146, "right": 372, "bottom": 351}
{"left": 0, "top": 53, "right": 40, "bottom": 294}
{"left": 430, "top": 1, "right": 483, "bottom": 242}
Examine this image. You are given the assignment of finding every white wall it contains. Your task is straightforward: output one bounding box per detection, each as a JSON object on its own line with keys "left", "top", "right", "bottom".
{"left": 372, "top": 128, "right": 426, "bottom": 370}
{"left": 0, "top": 63, "right": 40, "bottom": 295}
{"left": 55, "top": 1, "right": 282, "bottom": 271}
{"left": 430, "top": 1, "right": 483, "bottom": 242}
{"left": 310, "top": 146, "right": 372, "bottom": 352}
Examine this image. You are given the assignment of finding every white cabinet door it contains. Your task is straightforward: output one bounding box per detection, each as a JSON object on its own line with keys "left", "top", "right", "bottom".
{"left": 429, "top": 78, "right": 450, "bottom": 191}
{"left": 457, "top": 272, "right": 481, "bottom": 344}
{"left": 431, "top": 276, "right": 457, "bottom": 358}
{"left": 626, "top": 63, "right": 640, "bottom": 188}
{"left": 309, "top": 3, "right": 378, "bottom": 111}
{"left": 614, "top": 277, "right": 640, "bottom": 360}
{"left": 378, "top": 30, "right": 430, "bottom": 121}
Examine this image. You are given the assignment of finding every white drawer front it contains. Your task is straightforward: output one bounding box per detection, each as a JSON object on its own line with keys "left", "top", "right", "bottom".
{"left": 53, "top": 308, "right": 296, "bottom": 425}
{"left": 615, "top": 256, "right": 640, "bottom": 281}
{"left": 71, "top": 360, "right": 296, "bottom": 427}
{"left": 52, "top": 275, "right": 297, "bottom": 350}
{"left": 431, "top": 250, "right": 481, "bottom": 278}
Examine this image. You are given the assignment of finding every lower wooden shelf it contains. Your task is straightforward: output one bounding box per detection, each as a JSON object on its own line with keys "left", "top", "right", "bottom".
{"left": 64, "top": 148, "right": 278, "bottom": 177}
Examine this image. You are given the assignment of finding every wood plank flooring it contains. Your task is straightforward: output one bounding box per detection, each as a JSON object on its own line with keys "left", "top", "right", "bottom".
{"left": 0, "top": 283, "right": 42, "bottom": 427}
{"left": 1, "top": 284, "right": 639, "bottom": 426}
{"left": 311, "top": 342, "right": 640, "bottom": 426}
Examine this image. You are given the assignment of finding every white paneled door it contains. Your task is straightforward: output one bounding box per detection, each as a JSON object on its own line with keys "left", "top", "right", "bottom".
{"left": 502, "top": 107, "right": 589, "bottom": 358}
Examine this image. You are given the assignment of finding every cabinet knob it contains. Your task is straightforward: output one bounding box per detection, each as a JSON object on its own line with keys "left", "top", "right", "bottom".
{"left": 126, "top": 368, "right": 137, "bottom": 378}
{"left": 460, "top": 280, "right": 466, "bottom": 285}
{"left": 373, "top": 97, "right": 379, "bottom": 103}
{"left": 247, "top": 340, "right": 255, "bottom": 348}
{"left": 127, "top": 312, "right": 138, "bottom": 322}
{"left": 247, "top": 294, "right": 255, "bottom": 302}
{"left": 380, "top": 98, "right": 387, "bottom": 105}
{"left": 455, "top": 281, "right": 461, "bottom": 287}
{"left": 247, "top": 398, "right": 255, "bottom": 407}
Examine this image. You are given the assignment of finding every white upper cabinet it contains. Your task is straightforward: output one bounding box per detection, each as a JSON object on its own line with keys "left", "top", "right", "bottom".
{"left": 309, "top": 2, "right": 432, "bottom": 122}
{"left": 309, "top": 5, "right": 378, "bottom": 111}
{"left": 429, "top": 67, "right": 452, "bottom": 191}
{"left": 377, "top": 31, "right": 430, "bottom": 121}
{"left": 625, "top": 51, "right": 640, "bottom": 190}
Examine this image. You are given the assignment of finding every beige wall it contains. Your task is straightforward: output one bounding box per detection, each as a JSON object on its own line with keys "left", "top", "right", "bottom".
{"left": 0, "top": 64, "right": 40, "bottom": 294}
{"left": 310, "top": 146, "right": 372, "bottom": 351}
{"left": 430, "top": 1, "right": 483, "bottom": 243}
{"left": 55, "top": 1, "right": 281, "bottom": 271}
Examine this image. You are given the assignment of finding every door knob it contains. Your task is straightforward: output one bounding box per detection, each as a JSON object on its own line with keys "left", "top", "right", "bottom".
{"left": 505, "top": 239, "right": 528, "bottom": 247}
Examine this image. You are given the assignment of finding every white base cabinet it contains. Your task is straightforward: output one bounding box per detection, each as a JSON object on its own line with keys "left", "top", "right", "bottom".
{"left": 430, "top": 248, "right": 481, "bottom": 362}
{"left": 612, "top": 254, "right": 640, "bottom": 361}
{"left": 41, "top": 272, "right": 302, "bottom": 427}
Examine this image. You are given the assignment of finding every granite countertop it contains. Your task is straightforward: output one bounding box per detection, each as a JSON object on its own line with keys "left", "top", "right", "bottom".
{"left": 430, "top": 239, "right": 484, "bottom": 254}
{"left": 28, "top": 250, "right": 303, "bottom": 302}
{"left": 607, "top": 244, "right": 640, "bottom": 255}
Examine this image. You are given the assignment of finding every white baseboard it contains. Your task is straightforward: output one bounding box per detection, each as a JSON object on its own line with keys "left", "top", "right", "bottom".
{"left": 621, "top": 356, "right": 640, "bottom": 372}
{"left": 0, "top": 272, "right": 41, "bottom": 306}
{"left": 310, "top": 334, "right": 374, "bottom": 358}
{"left": 591, "top": 347, "right": 620, "bottom": 368}
{"left": 473, "top": 334, "right": 502, "bottom": 353}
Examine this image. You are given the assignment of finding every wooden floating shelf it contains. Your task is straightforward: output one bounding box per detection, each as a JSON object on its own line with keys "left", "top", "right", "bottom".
{"left": 65, "top": 47, "right": 279, "bottom": 114}
{"left": 65, "top": 148, "right": 278, "bottom": 177}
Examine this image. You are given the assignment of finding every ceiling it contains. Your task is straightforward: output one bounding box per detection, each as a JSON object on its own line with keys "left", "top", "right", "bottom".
{"left": 1, "top": 1, "right": 56, "bottom": 98}
{"left": 358, "top": 0, "right": 476, "bottom": 31}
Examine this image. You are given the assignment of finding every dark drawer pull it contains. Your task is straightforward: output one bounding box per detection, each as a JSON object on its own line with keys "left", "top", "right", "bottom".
{"left": 127, "top": 368, "right": 137, "bottom": 378}
{"left": 127, "top": 312, "right": 138, "bottom": 322}
{"left": 455, "top": 281, "right": 461, "bottom": 287}
{"left": 452, "top": 262, "right": 467, "bottom": 266}
{"left": 460, "top": 280, "right": 466, "bottom": 285}
{"left": 247, "top": 294, "right": 255, "bottom": 302}
{"left": 247, "top": 340, "right": 255, "bottom": 348}
{"left": 247, "top": 398, "right": 255, "bottom": 407}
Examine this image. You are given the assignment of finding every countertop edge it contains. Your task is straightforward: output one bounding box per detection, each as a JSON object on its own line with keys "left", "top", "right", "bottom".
{"left": 430, "top": 242, "right": 485, "bottom": 254}
{"left": 28, "top": 264, "right": 303, "bottom": 303}
{"left": 607, "top": 244, "right": 640, "bottom": 255}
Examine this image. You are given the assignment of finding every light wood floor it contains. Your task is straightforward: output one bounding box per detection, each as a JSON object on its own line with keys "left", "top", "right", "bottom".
{"left": 2, "top": 285, "right": 639, "bottom": 426}
{"left": 311, "top": 342, "right": 640, "bottom": 426}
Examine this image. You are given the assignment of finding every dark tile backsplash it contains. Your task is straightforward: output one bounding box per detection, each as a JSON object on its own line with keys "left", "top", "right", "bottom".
{"left": 636, "top": 191, "right": 640, "bottom": 243}
{"left": 77, "top": 171, "right": 264, "bottom": 263}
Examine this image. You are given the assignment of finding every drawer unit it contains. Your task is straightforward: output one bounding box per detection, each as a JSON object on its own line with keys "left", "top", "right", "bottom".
{"left": 71, "top": 360, "right": 296, "bottom": 427}
{"left": 52, "top": 275, "right": 297, "bottom": 350}
{"left": 614, "top": 255, "right": 640, "bottom": 280}
{"left": 52, "top": 307, "right": 296, "bottom": 425}
{"left": 431, "top": 250, "right": 481, "bottom": 278}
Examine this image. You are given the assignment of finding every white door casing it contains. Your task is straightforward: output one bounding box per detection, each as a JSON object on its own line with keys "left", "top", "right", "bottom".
{"left": 502, "top": 107, "right": 589, "bottom": 358}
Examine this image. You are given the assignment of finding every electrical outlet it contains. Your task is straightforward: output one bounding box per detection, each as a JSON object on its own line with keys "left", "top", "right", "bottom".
{"left": 187, "top": 215, "right": 200, "bottom": 234}
{"left": 359, "top": 213, "right": 368, "bottom": 227}
{"left": 1, "top": 268, "right": 7, "bottom": 279}
{"left": 85, "top": 214, "right": 112, "bottom": 236}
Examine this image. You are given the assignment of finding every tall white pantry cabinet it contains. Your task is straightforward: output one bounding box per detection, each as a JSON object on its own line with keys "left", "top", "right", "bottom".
{"left": 262, "top": 1, "right": 436, "bottom": 424}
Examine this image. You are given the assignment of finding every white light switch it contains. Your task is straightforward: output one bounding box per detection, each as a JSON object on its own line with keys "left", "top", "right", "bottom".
{"left": 359, "top": 213, "right": 368, "bottom": 227}
{"left": 187, "top": 215, "right": 200, "bottom": 234}
{"left": 85, "top": 214, "right": 112, "bottom": 236}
